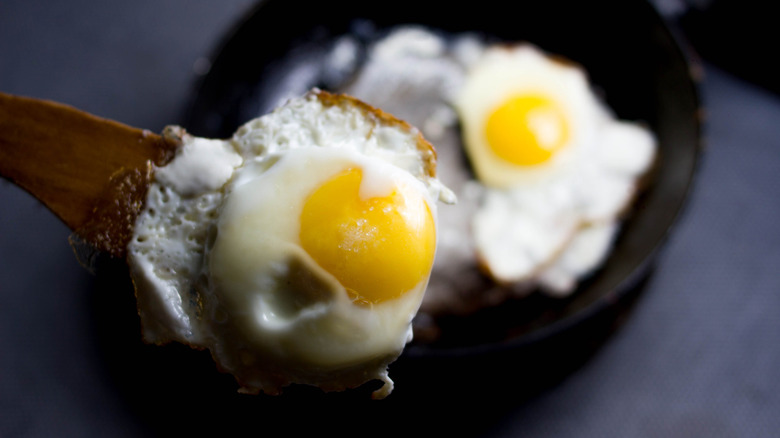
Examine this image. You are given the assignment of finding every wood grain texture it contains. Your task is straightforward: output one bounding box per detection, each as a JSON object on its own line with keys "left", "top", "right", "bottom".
{"left": 0, "top": 92, "right": 179, "bottom": 256}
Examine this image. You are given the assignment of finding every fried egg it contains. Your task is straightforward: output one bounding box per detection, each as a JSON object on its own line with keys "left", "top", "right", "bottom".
{"left": 454, "top": 44, "right": 656, "bottom": 284}
{"left": 128, "top": 90, "right": 452, "bottom": 398}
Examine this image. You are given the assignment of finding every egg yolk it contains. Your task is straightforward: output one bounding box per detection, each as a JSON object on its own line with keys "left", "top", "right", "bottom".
{"left": 299, "top": 167, "right": 436, "bottom": 305}
{"left": 485, "top": 94, "right": 569, "bottom": 166}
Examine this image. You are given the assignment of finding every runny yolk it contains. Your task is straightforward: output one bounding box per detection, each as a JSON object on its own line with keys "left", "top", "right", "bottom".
{"left": 485, "top": 94, "right": 569, "bottom": 166}
{"left": 299, "top": 167, "right": 436, "bottom": 305}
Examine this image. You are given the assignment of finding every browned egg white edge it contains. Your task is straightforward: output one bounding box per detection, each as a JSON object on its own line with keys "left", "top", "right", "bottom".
{"left": 314, "top": 89, "right": 439, "bottom": 180}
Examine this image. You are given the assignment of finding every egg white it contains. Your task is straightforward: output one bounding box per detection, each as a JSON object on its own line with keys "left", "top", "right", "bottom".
{"left": 203, "top": 147, "right": 436, "bottom": 396}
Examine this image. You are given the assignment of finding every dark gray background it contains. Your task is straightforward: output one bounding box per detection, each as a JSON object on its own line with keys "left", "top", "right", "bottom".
{"left": 2, "top": 1, "right": 779, "bottom": 436}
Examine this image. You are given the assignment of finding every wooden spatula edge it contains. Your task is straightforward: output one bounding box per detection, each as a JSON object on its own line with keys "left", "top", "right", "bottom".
{"left": 0, "top": 92, "right": 180, "bottom": 257}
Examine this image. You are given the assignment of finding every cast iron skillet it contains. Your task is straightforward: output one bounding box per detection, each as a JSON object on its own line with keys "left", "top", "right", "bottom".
{"left": 183, "top": 0, "right": 702, "bottom": 390}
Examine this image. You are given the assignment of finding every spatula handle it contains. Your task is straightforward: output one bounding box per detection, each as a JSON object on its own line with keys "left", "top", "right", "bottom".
{"left": 0, "top": 92, "right": 179, "bottom": 256}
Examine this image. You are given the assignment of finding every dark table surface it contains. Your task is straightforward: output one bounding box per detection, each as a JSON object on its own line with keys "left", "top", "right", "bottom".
{"left": 2, "top": 1, "right": 779, "bottom": 437}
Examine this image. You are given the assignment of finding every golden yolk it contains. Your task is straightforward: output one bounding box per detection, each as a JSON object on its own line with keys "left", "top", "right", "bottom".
{"left": 299, "top": 167, "right": 436, "bottom": 305}
{"left": 485, "top": 94, "right": 569, "bottom": 166}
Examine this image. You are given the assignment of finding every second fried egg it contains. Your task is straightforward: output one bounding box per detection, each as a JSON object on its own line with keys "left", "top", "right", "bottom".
{"left": 454, "top": 44, "right": 656, "bottom": 284}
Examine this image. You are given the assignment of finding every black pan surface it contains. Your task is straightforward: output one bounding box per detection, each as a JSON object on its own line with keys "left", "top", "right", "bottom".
{"left": 184, "top": 0, "right": 702, "bottom": 394}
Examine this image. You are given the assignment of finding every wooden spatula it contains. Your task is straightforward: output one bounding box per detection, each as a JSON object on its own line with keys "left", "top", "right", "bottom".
{"left": 0, "top": 91, "right": 181, "bottom": 257}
